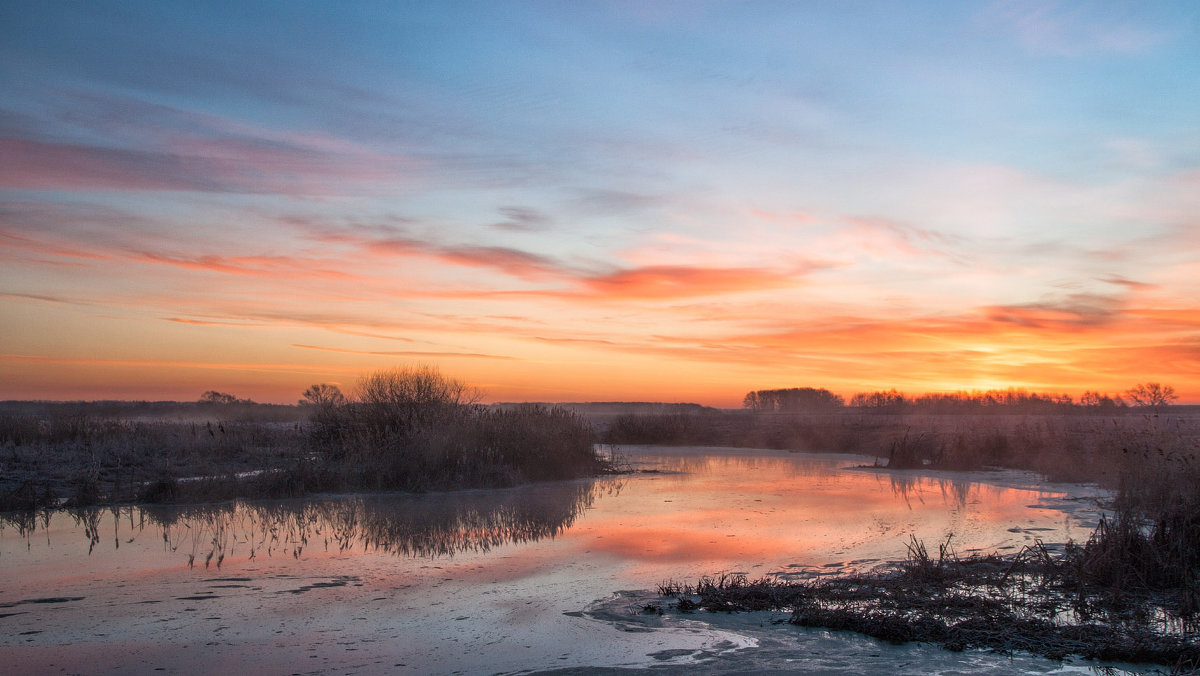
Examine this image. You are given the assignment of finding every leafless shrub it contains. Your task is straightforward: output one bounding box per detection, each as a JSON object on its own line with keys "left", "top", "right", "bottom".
{"left": 307, "top": 367, "right": 605, "bottom": 492}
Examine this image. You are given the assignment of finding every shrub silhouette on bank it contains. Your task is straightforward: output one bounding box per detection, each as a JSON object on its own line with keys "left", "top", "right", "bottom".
{"left": 305, "top": 366, "right": 605, "bottom": 492}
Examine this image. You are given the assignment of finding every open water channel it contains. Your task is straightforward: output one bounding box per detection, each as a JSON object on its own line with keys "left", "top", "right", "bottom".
{"left": 1, "top": 446, "right": 1149, "bottom": 674}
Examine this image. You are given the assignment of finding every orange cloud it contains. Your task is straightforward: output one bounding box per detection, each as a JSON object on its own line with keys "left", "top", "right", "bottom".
{"left": 573, "top": 265, "right": 800, "bottom": 300}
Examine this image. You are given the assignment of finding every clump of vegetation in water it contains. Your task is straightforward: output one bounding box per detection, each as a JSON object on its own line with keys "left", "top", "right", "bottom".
{"left": 303, "top": 366, "right": 607, "bottom": 492}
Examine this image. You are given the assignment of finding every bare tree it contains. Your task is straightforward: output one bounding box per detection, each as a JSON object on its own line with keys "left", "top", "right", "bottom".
{"left": 850, "top": 389, "right": 907, "bottom": 411}
{"left": 300, "top": 383, "right": 345, "bottom": 408}
{"left": 356, "top": 365, "right": 479, "bottom": 436}
{"left": 199, "top": 390, "right": 247, "bottom": 405}
{"left": 1080, "top": 390, "right": 1126, "bottom": 410}
{"left": 1124, "top": 383, "right": 1178, "bottom": 411}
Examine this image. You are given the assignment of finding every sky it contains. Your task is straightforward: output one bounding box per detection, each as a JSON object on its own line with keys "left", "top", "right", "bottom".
{"left": 2, "top": 1, "right": 1199, "bottom": 406}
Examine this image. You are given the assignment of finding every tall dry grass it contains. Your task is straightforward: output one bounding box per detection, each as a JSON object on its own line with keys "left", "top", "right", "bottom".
{"left": 311, "top": 401, "right": 602, "bottom": 491}
{"left": 1064, "top": 415, "right": 1200, "bottom": 615}
{"left": 0, "top": 411, "right": 307, "bottom": 510}
{"left": 601, "top": 409, "right": 1200, "bottom": 487}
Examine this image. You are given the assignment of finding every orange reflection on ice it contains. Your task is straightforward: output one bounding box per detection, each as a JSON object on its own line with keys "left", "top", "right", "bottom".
{"left": 556, "top": 447, "right": 1099, "bottom": 580}
{"left": 0, "top": 447, "right": 1105, "bottom": 594}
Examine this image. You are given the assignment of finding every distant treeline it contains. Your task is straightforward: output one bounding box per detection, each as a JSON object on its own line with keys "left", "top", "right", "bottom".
{"left": 743, "top": 383, "right": 1178, "bottom": 414}
{"left": 493, "top": 401, "right": 717, "bottom": 417}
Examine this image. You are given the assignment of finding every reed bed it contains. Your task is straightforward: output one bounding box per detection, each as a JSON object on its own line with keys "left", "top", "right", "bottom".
{"left": 307, "top": 402, "right": 605, "bottom": 492}
{"left": 0, "top": 412, "right": 307, "bottom": 510}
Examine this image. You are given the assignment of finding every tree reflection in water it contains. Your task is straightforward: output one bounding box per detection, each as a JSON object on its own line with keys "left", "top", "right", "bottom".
{"left": 0, "top": 477, "right": 619, "bottom": 566}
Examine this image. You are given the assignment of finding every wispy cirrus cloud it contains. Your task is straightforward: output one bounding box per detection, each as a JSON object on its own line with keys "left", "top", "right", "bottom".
{"left": 837, "top": 216, "right": 970, "bottom": 263}
{"left": 291, "top": 344, "right": 516, "bottom": 361}
{"left": 294, "top": 219, "right": 814, "bottom": 300}
{"left": 980, "top": 0, "right": 1170, "bottom": 56}
{"left": 0, "top": 291, "right": 82, "bottom": 305}
{"left": 0, "top": 352, "right": 337, "bottom": 374}
{"left": 489, "top": 206, "right": 553, "bottom": 232}
{"left": 1098, "top": 274, "right": 1156, "bottom": 291}
{"left": 128, "top": 251, "right": 359, "bottom": 281}
{"left": 983, "top": 292, "right": 1126, "bottom": 330}
{"left": 0, "top": 135, "right": 407, "bottom": 195}
{"left": 163, "top": 317, "right": 266, "bottom": 327}
{"left": 2, "top": 220, "right": 369, "bottom": 283}
{"left": 0, "top": 88, "right": 419, "bottom": 196}
{"left": 366, "top": 235, "right": 569, "bottom": 280}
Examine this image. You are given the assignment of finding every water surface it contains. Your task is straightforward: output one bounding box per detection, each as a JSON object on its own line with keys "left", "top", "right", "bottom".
{"left": 1, "top": 446, "right": 1122, "bottom": 674}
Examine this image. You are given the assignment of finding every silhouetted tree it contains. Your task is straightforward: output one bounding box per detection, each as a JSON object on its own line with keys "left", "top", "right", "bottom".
{"left": 300, "top": 383, "right": 345, "bottom": 408}
{"left": 1080, "top": 390, "right": 1127, "bottom": 410}
{"left": 850, "top": 389, "right": 907, "bottom": 412}
{"left": 356, "top": 365, "right": 479, "bottom": 438}
{"left": 1124, "top": 383, "right": 1177, "bottom": 412}
{"left": 742, "top": 391, "right": 760, "bottom": 409}
{"left": 743, "top": 387, "right": 843, "bottom": 412}
{"left": 199, "top": 391, "right": 249, "bottom": 405}
{"left": 906, "top": 389, "right": 1074, "bottom": 414}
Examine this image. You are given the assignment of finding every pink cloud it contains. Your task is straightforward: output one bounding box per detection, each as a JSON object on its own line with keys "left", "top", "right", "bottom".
{"left": 750, "top": 208, "right": 818, "bottom": 225}
{"left": 366, "top": 236, "right": 566, "bottom": 280}
{"left": 0, "top": 132, "right": 407, "bottom": 195}
{"left": 128, "top": 251, "right": 359, "bottom": 280}
{"left": 0, "top": 227, "right": 113, "bottom": 262}
{"left": 0, "top": 138, "right": 193, "bottom": 191}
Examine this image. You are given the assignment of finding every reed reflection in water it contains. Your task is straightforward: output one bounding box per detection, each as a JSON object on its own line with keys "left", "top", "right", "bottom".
{"left": 0, "top": 477, "right": 616, "bottom": 566}
{"left": 887, "top": 473, "right": 975, "bottom": 510}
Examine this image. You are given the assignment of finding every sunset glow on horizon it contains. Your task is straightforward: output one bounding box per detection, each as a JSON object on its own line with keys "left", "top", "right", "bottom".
{"left": 2, "top": 2, "right": 1199, "bottom": 406}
